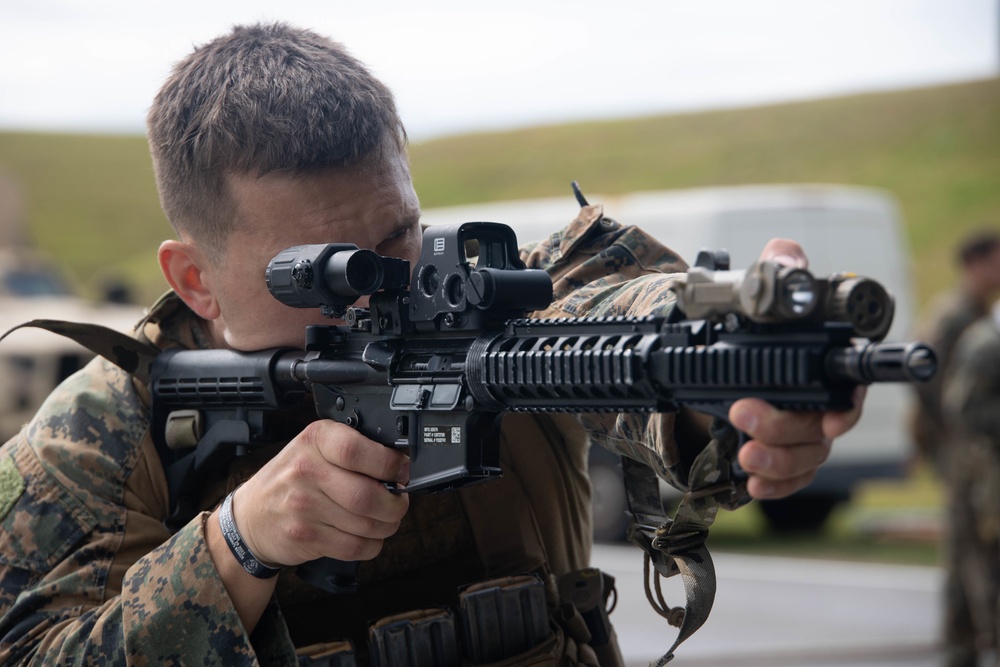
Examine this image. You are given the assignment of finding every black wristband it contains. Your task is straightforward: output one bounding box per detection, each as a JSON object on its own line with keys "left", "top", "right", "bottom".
{"left": 218, "top": 490, "right": 283, "bottom": 579}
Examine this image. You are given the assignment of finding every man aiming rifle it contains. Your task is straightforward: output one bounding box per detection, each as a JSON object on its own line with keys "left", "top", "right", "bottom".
{"left": 0, "top": 22, "right": 930, "bottom": 667}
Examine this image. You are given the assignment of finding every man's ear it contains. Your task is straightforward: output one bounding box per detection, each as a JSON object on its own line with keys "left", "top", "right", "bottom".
{"left": 158, "top": 240, "right": 221, "bottom": 321}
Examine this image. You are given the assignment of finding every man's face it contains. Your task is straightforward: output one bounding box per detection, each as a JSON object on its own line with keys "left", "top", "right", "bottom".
{"left": 205, "top": 151, "right": 421, "bottom": 350}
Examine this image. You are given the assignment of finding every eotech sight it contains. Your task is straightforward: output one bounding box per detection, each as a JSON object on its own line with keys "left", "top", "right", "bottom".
{"left": 148, "top": 222, "right": 935, "bottom": 596}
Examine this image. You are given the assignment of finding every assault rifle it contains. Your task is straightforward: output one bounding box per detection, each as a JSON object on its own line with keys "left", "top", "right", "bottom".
{"left": 149, "top": 221, "right": 935, "bottom": 593}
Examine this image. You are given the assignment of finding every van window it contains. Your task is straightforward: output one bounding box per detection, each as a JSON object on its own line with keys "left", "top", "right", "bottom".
{"left": 2, "top": 268, "right": 70, "bottom": 297}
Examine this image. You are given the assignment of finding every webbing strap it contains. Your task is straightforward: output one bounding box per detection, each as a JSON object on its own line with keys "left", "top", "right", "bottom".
{"left": 622, "top": 419, "right": 751, "bottom": 665}
{"left": 0, "top": 319, "right": 158, "bottom": 384}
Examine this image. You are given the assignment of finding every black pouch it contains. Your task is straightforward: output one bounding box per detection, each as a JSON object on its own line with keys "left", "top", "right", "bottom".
{"left": 369, "top": 607, "right": 461, "bottom": 667}
{"left": 557, "top": 568, "right": 624, "bottom": 667}
{"left": 458, "top": 574, "right": 551, "bottom": 664}
{"left": 296, "top": 640, "right": 357, "bottom": 667}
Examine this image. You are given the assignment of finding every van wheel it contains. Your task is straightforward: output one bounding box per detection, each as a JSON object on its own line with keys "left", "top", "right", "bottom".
{"left": 758, "top": 494, "right": 841, "bottom": 533}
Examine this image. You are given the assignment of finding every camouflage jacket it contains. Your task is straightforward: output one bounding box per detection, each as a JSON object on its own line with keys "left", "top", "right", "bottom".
{"left": 0, "top": 205, "right": 695, "bottom": 665}
{"left": 942, "top": 312, "right": 1000, "bottom": 538}
{"left": 943, "top": 312, "right": 1000, "bottom": 444}
{"left": 910, "top": 288, "right": 989, "bottom": 470}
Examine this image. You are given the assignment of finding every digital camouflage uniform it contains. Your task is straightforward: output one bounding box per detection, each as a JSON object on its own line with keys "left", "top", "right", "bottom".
{"left": 942, "top": 311, "right": 1000, "bottom": 663}
{"left": 910, "top": 289, "right": 992, "bottom": 665}
{"left": 911, "top": 290, "right": 988, "bottom": 473}
{"left": 0, "top": 205, "right": 721, "bottom": 666}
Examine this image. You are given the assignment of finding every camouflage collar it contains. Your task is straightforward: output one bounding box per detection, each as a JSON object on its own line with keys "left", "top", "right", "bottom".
{"left": 137, "top": 291, "right": 212, "bottom": 352}
{"left": 543, "top": 203, "right": 607, "bottom": 265}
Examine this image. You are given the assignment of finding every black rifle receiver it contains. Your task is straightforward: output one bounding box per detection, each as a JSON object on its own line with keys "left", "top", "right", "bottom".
{"left": 150, "top": 222, "right": 936, "bottom": 592}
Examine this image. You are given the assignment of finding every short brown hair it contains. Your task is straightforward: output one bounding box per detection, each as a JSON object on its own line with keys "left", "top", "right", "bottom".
{"left": 147, "top": 23, "right": 406, "bottom": 259}
{"left": 958, "top": 230, "right": 1000, "bottom": 266}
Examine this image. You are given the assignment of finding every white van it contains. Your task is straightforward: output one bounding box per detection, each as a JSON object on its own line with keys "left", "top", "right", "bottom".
{"left": 420, "top": 184, "right": 916, "bottom": 538}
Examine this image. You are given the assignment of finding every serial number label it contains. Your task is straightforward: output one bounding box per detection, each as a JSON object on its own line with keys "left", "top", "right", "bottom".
{"left": 422, "top": 426, "right": 462, "bottom": 445}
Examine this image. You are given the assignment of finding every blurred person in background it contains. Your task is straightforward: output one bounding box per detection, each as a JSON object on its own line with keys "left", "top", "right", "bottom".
{"left": 910, "top": 229, "right": 1000, "bottom": 667}
{"left": 941, "top": 298, "right": 1000, "bottom": 666}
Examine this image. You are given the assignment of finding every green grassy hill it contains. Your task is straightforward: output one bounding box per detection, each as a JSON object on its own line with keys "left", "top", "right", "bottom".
{"left": 1, "top": 77, "right": 997, "bottom": 306}
{"left": 0, "top": 133, "right": 173, "bottom": 302}
{"left": 410, "top": 78, "right": 1000, "bottom": 308}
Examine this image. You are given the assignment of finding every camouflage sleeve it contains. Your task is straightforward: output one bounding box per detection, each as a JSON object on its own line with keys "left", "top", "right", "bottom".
{"left": 910, "top": 293, "right": 987, "bottom": 460}
{"left": 520, "top": 204, "right": 703, "bottom": 490}
{"left": 0, "top": 358, "right": 297, "bottom": 665}
{"left": 519, "top": 204, "right": 686, "bottom": 320}
{"left": 943, "top": 321, "right": 1000, "bottom": 441}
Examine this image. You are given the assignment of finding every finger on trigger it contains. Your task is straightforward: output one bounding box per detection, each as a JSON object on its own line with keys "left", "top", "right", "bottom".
{"left": 311, "top": 421, "right": 409, "bottom": 483}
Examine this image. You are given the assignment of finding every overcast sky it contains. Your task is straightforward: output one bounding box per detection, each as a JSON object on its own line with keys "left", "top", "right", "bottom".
{"left": 0, "top": 0, "right": 997, "bottom": 141}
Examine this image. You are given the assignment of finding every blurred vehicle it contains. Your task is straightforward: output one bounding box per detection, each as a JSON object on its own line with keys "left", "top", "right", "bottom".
{"left": 421, "top": 184, "right": 916, "bottom": 540}
{"left": 0, "top": 248, "right": 144, "bottom": 441}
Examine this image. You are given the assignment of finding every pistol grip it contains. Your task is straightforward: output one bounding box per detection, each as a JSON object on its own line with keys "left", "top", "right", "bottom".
{"left": 297, "top": 557, "right": 361, "bottom": 594}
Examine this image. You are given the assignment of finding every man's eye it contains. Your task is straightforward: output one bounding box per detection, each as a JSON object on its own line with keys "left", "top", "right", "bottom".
{"left": 376, "top": 237, "right": 399, "bottom": 254}
{"left": 377, "top": 227, "right": 417, "bottom": 254}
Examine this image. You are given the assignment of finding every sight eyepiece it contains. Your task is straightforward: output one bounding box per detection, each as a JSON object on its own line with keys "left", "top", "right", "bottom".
{"left": 266, "top": 243, "right": 409, "bottom": 314}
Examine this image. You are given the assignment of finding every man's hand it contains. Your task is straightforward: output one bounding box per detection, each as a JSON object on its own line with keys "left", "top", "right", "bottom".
{"left": 731, "top": 388, "right": 865, "bottom": 498}
{"left": 731, "top": 237, "right": 867, "bottom": 499}
{"left": 232, "top": 420, "right": 410, "bottom": 567}
{"left": 204, "top": 416, "right": 410, "bottom": 635}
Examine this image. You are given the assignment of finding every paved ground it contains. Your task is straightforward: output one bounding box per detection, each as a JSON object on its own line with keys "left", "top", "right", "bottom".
{"left": 590, "top": 543, "right": 950, "bottom": 667}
